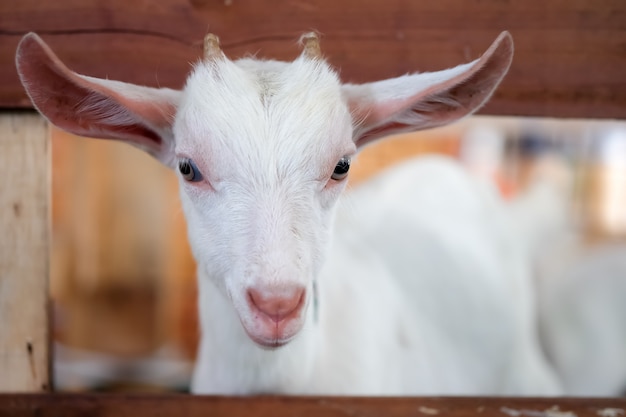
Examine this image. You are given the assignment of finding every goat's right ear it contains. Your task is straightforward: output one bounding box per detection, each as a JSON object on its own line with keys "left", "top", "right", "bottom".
{"left": 15, "top": 33, "right": 181, "bottom": 167}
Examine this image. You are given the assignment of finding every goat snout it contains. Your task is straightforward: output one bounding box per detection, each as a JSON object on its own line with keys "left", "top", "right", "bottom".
{"left": 244, "top": 286, "right": 307, "bottom": 348}
{"left": 247, "top": 287, "right": 305, "bottom": 323}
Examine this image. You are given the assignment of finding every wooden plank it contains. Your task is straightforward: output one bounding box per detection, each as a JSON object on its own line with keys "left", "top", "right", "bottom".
{"left": 0, "top": 113, "right": 50, "bottom": 392}
{"left": 0, "top": 394, "right": 625, "bottom": 417}
{"left": 1, "top": 0, "right": 625, "bottom": 119}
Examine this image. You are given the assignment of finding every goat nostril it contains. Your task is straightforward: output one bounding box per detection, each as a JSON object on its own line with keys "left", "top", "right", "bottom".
{"left": 247, "top": 288, "right": 305, "bottom": 322}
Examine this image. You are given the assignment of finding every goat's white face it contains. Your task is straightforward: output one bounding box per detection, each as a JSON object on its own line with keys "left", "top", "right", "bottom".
{"left": 174, "top": 57, "right": 354, "bottom": 347}
{"left": 16, "top": 30, "right": 513, "bottom": 349}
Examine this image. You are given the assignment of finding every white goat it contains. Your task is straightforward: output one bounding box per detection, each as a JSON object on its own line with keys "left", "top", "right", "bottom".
{"left": 16, "top": 31, "right": 561, "bottom": 395}
{"left": 494, "top": 150, "right": 626, "bottom": 397}
{"left": 538, "top": 242, "right": 626, "bottom": 396}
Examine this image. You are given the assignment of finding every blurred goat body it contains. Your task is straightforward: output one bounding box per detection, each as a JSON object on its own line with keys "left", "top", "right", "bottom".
{"left": 538, "top": 240, "right": 626, "bottom": 396}
{"left": 16, "top": 31, "right": 562, "bottom": 395}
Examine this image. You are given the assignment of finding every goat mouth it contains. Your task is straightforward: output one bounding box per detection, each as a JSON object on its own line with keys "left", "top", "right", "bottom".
{"left": 244, "top": 330, "right": 294, "bottom": 350}
{"left": 239, "top": 310, "right": 305, "bottom": 349}
{"left": 240, "top": 318, "right": 304, "bottom": 349}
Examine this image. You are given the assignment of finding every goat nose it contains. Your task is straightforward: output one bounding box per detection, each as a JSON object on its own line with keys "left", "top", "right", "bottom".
{"left": 247, "top": 287, "right": 305, "bottom": 322}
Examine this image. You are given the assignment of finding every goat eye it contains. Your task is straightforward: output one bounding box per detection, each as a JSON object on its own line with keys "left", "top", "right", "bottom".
{"left": 178, "top": 158, "right": 203, "bottom": 182}
{"left": 331, "top": 156, "right": 351, "bottom": 181}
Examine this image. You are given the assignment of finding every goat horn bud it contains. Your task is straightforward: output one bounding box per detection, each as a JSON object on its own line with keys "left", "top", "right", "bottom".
{"left": 300, "top": 32, "right": 322, "bottom": 59}
{"left": 204, "top": 33, "right": 224, "bottom": 61}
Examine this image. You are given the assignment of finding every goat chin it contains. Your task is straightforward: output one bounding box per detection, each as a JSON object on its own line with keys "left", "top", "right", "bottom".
{"left": 244, "top": 332, "right": 293, "bottom": 350}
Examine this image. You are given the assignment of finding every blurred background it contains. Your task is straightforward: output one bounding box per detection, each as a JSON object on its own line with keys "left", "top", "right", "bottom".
{"left": 49, "top": 115, "right": 626, "bottom": 393}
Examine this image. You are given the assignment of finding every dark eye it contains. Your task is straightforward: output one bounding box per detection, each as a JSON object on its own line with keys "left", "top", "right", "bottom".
{"left": 178, "top": 158, "right": 203, "bottom": 182}
{"left": 331, "top": 156, "right": 351, "bottom": 181}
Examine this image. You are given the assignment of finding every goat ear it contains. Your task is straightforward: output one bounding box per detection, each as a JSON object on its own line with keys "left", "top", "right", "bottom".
{"left": 15, "top": 33, "right": 181, "bottom": 167}
{"left": 343, "top": 32, "right": 513, "bottom": 148}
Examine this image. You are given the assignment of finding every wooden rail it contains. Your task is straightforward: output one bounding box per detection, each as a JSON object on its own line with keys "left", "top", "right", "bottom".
{"left": 1, "top": 0, "right": 625, "bottom": 118}
{"left": 0, "top": 394, "right": 625, "bottom": 417}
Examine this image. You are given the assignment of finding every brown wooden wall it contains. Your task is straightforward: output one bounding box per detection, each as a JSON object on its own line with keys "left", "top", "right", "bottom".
{"left": 1, "top": 0, "right": 625, "bottom": 119}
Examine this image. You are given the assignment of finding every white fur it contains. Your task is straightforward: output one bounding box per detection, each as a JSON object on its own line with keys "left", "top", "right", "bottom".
{"left": 538, "top": 242, "right": 626, "bottom": 396}
{"left": 190, "top": 154, "right": 562, "bottom": 394}
{"left": 171, "top": 56, "right": 560, "bottom": 395}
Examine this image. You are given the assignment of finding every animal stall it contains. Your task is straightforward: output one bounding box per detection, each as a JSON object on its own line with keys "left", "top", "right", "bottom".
{"left": 1, "top": 0, "right": 625, "bottom": 414}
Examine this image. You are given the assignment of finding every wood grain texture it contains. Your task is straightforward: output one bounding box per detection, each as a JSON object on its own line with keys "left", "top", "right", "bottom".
{"left": 1, "top": 0, "right": 625, "bottom": 118}
{"left": 0, "top": 394, "right": 625, "bottom": 417}
{"left": 0, "top": 113, "right": 50, "bottom": 392}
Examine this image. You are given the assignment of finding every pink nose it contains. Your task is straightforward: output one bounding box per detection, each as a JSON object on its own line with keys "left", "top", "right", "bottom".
{"left": 247, "top": 287, "right": 305, "bottom": 323}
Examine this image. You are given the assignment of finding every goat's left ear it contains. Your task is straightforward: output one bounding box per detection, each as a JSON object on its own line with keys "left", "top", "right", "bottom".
{"left": 343, "top": 32, "right": 513, "bottom": 148}
{"left": 15, "top": 33, "right": 181, "bottom": 167}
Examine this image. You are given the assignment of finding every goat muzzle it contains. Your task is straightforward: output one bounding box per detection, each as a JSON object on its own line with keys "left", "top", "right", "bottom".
{"left": 243, "top": 286, "right": 307, "bottom": 348}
